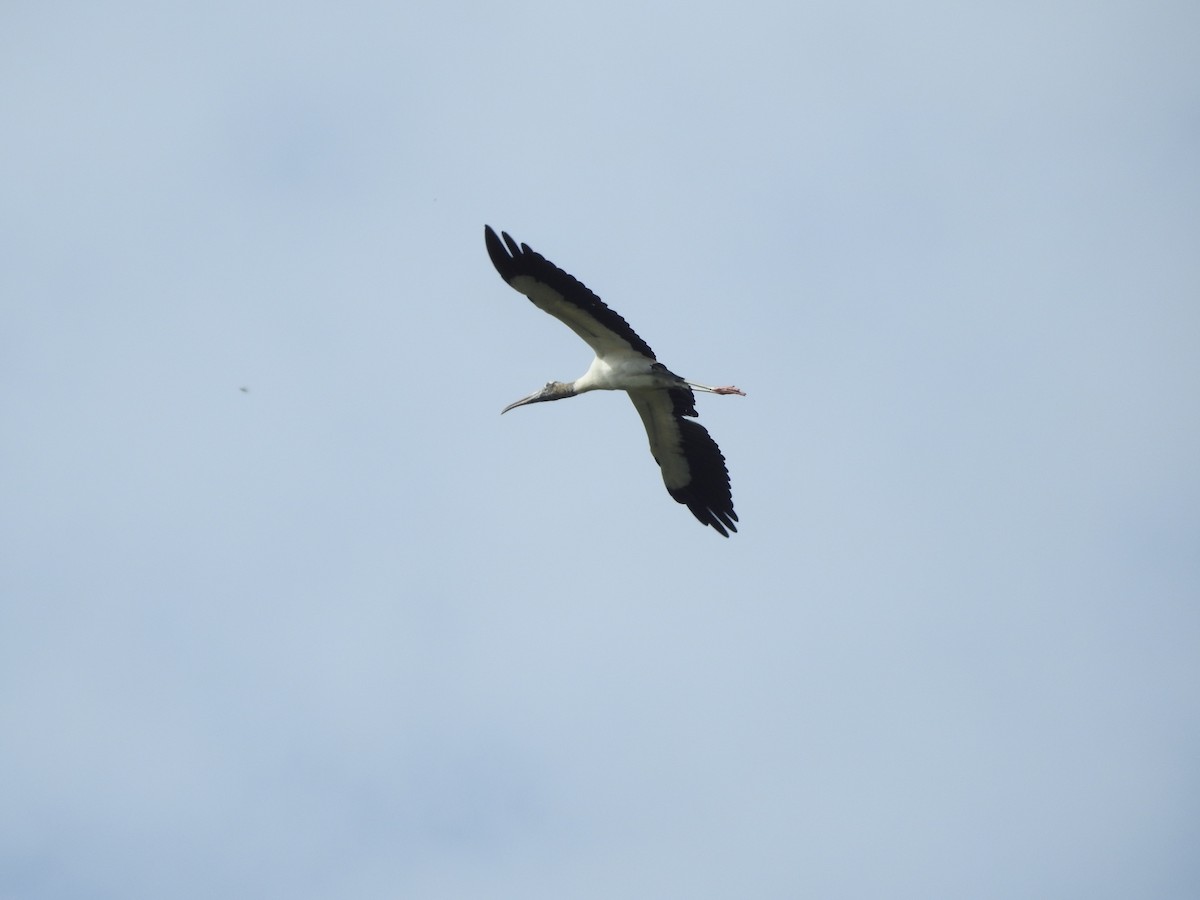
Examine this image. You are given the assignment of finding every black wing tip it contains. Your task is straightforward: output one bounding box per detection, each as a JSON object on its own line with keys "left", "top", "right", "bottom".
{"left": 673, "top": 491, "right": 739, "bottom": 537}
{"left": 667, "top": 417, "right": 737, "bottom": 537}
{"left": 668, "top": 473, "right": 738, "bottom": 537}
{"left": 484, "top": 225, "right": 538, "bottom": 283}
{"left": 484, "top": 225, "right": 519, "bottom": 280}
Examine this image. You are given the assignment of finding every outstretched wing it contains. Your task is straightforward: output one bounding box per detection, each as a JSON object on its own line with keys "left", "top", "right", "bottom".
{"left": 485, "top": 225, "right": 657, "bottom": 361}
{"left": 628, "top": 387, "right": 738, "bottom": 537}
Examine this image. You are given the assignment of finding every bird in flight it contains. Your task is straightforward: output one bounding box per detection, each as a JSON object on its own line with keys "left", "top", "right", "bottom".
{"left": 485, "top": 226, "right": 745, "bottom": 536}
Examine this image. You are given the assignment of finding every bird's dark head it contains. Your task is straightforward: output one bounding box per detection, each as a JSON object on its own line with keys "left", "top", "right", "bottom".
{"left": 501, "top": 381, "right": 575, "bottom": 414}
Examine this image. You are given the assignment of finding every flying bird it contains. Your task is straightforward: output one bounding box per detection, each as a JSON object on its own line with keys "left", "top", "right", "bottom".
{"left": 485, "top": 226, "right": 745, "bottom": 536}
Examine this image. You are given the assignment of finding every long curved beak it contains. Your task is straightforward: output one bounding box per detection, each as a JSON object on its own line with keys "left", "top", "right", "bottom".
{"left": 501, "top": 390, "right": 548, "bottom": 415}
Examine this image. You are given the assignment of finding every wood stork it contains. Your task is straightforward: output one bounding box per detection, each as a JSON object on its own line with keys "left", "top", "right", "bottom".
{"left": 485, "top": 226, "right": 745, "bottom": 536}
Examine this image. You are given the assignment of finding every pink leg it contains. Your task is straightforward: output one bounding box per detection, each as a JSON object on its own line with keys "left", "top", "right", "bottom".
{"left": 686, "top": 381, "right": 746, "bottom": 396}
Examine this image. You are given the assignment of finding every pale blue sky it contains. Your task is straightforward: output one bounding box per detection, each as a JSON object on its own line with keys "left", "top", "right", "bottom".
{"left": 3, "top": 1, "right": 1198, "bottom": 898}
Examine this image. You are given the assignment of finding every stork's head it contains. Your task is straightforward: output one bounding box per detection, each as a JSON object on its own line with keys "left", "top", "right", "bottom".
{"left": 501, "top": 381, "right": 576, "bottom": 414}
